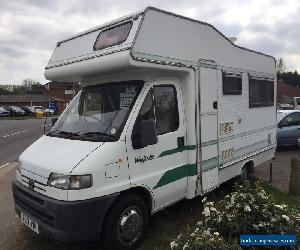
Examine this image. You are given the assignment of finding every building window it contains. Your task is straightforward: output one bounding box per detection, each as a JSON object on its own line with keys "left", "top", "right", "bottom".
{"left": 249, "top": 77, "right": 274, "bottom": 108}
{"left": 153, "top": 85, "right": 179, "bottom": 135}
{"left": 223, "top": 73, "right": 242, "bottom": 95}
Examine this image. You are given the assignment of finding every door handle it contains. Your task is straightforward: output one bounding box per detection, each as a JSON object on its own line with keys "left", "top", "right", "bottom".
{"left": 177, "top": 137, "right": 185, "bottom": 148}
{"left": 213, "top": 101, "right": 217, "bottom": 109}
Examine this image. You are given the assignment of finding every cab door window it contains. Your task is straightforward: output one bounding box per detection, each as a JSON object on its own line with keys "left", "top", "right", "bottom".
{"left": 132, "top": 85, "right": 179, "bottom": 149}
{"left": 153, "top": 86, "right": 179, "bottom": 135}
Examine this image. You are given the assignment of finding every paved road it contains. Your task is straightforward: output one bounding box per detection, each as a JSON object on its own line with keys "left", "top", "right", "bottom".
{"left": 0, "top": 118, "right": 51, "bottom": 166}
{"left": 0, "top": 118, "right": 51, "bottom": 249}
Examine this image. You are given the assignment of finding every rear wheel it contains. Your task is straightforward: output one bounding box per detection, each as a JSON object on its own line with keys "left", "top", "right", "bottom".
{"left": 102, "top": 193, "right": 149, "bottom": 250}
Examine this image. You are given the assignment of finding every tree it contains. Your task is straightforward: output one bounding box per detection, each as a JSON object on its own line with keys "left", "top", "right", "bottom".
{"left": 22, "top": 78, "right": 40, "bottom": 92}
{"left": 276, "top": 57, "right": 286, "bottom": 74}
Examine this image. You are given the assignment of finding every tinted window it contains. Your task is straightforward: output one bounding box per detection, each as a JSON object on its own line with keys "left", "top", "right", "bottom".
{"left": 137, "top": 90, "right": 154, "bottom": 121}
{"left": 249, "top": 78, "right": 274, "bottom": 108}
{"left": 132, "top": 90, "right": 154, "bottom": 148}
{"left": 153, "top": 86, "right": 179, "bottom": 135}
{"left": 223, "top": 74, "right": 242, "bottom": 95}
{"left": 280, "top": 112, "right": 300, "bottom": 127}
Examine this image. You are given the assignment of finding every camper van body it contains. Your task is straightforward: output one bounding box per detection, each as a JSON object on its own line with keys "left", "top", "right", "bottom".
{"left": 12, "top": 7, "right": 277, "bottom": 249}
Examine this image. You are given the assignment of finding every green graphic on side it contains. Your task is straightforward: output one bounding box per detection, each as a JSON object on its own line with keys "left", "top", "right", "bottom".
{"left": 153, "top": 163, "right": 197, "bottom": 189}
{"left": 158, "top": 145, "right": 196, "bottom": 158}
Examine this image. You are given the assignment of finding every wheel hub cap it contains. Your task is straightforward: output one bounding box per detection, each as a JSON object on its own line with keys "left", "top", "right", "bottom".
{"left": 118, "top": 207, "right": 143, "bottom": 245}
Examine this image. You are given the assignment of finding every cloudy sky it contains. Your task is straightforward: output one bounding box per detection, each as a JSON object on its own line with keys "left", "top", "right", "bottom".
{"left": 0, "top": 0, "right": 299, "bottom": 85}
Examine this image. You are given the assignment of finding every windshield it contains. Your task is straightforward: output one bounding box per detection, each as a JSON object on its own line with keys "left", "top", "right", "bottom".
{"left": 296, "top": 98, "right": 300, "bottom": 105}
{"left": 48, "top": 81, "right": 143, "bottom": 142}
{"left": 277, "top": 112, "right": 289, "bottom": 123}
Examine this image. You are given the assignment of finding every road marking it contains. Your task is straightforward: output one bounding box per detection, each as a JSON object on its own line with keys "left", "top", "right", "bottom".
{"left": 0, "top": 163, "right": 10, "bottom": 170}
{"left": 3, "top": 130, "right": 29, "bottom": 138}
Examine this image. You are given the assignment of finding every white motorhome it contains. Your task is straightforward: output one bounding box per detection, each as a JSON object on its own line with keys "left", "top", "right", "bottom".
{"left": 12, "top": 7, "right": 277, "bottom": 249}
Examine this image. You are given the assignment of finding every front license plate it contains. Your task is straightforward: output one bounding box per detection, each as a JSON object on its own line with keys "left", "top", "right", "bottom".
{"left": 21, "top": 212, "right": 39, "bottom": 234}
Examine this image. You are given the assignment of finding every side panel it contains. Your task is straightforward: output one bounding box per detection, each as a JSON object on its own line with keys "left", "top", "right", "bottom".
{"left": 217, "top": 70, "right": 277, "bottom": 177}
{"left": 199, "top": 65, "right": 220, "bottom": 192}
{"left": 132, "top": 9, "right": 275, "bottom": 75}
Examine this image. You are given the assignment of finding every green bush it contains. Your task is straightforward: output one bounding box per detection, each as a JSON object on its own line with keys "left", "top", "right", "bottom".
{"left": 170, "top": 181, "right": 300, "bottom": 249}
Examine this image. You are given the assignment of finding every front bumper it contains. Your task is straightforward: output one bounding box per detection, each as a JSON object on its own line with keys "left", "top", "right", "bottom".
{"left": 12, "top": 180, "right": 118, "bottom": 242}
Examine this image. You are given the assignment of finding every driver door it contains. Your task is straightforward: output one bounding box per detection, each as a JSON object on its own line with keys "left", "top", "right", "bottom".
{"left": 277, "top": 112, "right": 300, "bottom": 146}
{"left": 126, "top": 80, "right": 188, "bottom": 210}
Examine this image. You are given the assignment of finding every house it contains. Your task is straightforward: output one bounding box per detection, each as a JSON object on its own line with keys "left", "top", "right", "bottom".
{"left": 277, "top": 79, "right": 300, "bottom": 103}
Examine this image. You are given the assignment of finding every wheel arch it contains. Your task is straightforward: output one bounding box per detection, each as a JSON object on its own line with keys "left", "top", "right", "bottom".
{"left": 241, "top": 159, "right": 255, "bottom": 174}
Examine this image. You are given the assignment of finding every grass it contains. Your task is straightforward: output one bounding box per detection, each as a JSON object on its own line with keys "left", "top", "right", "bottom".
{"left": 11, "top": 179, "right": 300, "bottom": 250}
{"left": 259, "top": 180, "right": 300, "bottom": 208}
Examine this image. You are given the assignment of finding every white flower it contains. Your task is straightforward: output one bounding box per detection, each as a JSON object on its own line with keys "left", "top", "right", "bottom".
{"left": 213, "top": 232, "right": 219, "bottom": 236}
{"left": 177, "top": 234, "right": 183, "bottom": 240}
{"left": 203, "top": 207, "right": 210, "bottom": 217}
{"left": 183, "top": 243, "right": 188, "bottom": 250}
{"left": 202, "top": 197, "right": 207, "bottom": 203}
{"left": 230, "top": 196, "right": 235, "bottom": 205}
{"left": 190, "top": 233, "right": 195, "bottom": 237}
{"left": 170, "top": 241, "right": 178, "bottom": 249}
{"left": 274, "top": 205, "right": 284, "bottom": 210}
{"left": 194, "top": 227, "right": 199, "bottom": 233}
{"left": 282, "top": 215, "right": 290, "bottom": 222}
{"left": 244, "top": 205, "right": 251, "bottom": 212}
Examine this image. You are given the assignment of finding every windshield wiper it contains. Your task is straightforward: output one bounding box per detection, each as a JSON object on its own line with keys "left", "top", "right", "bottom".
{"left": 47, "top": 130, "right": 80, "bottom": 138}
{"left": 79, "top": 131, "right": 116, "bottom": 138}
{"left": 47, "top": 130, "right": 116, "bottom": 141}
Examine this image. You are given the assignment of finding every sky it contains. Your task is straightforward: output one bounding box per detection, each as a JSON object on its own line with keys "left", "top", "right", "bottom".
{"left": 0, "top": 0, "right": 299, "bottom": 85}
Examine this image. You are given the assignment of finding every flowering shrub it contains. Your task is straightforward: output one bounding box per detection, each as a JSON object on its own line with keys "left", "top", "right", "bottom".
{"left": 170, "top": 181, "right": 300, "bottom": 249}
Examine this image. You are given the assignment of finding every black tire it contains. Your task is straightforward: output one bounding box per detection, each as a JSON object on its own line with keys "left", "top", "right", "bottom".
{"left": 102, "top": 193, "right": 149, "bottom": 250}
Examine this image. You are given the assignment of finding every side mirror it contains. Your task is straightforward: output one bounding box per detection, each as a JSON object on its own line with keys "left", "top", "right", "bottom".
{"left": 52, "top": 118, "right": 58, "bottom": 127}
{"left": 132, "top": 119, "right": 157, "bottom": 149}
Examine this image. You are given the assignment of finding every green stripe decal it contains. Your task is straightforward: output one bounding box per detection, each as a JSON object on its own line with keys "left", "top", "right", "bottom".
{"left": 153, "top": 164, "right": 197, "bottom": 189}
{"left": 202, "top": 157, "right": 219, "bottom": 172}
{"left": 158, "top": 145, "right": 196, "bottom": 158}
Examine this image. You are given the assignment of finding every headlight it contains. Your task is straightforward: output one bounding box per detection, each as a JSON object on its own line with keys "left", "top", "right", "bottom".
{"left": 48, "top": 173, "right": 92, "bottom": 190}
{"left": 17, "top": 162, "right": 22, "bottom": 174}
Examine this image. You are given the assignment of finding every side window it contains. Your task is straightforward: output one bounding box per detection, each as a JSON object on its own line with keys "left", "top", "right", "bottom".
{"left": 137, "top": 90, "right": 154, "bottom": 121}
{"left": 280, "top": 113, "right": 300, "bottom": 127}
{"left": 249, "top": 77, "right": 274, "bottom": 108}
{"left": 132, "top": 90, "right": 154, "bottom": 148}
{"left": 223, "top": 73, "right": 242, "bottom": 95}
{"left": 153, "top": 86, "right": 179, "bottom": 135}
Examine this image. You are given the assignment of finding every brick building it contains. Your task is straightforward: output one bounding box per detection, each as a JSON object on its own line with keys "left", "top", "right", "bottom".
{"left": 0, "top": 94, "right": 51, "bottom": 108}
{"left": 0, "top": 82, "right": 80, "bottom": 114}
{"left": 277, "top": 79, "right": 300, "bottom": 103}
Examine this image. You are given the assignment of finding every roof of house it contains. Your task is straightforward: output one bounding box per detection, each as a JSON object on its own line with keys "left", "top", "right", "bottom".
{"left": 277, "top": 80, "right": 300, "bottom": 99}
{"left": 0, "top": 94, "right": 50, "bottom": 103}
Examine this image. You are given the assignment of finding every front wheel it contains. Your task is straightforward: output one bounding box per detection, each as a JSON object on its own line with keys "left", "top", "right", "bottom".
{"left": 102, "top": 193, "right": 149, "bottom": 250}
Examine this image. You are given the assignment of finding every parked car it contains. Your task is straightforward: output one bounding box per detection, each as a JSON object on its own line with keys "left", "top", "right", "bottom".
{"left": 277, "top": 110, "right": 300, "bottom": 147}
{"left": 21, "top": 106, "right": 35, "bottom": 116}
{"left": 276, "top": 103, "right": 282, "bottom": 111}
{"left": 32, "top": 106, "right": 46, "bottom": 117}
{"left": 0, "top": 107, "right": 10, "bottom": 117}
{"left": 45, "top": 108, "right": 55, "bottom": 115}
{"left": 6, "top": 106, "right": 25, "bottom": 116}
